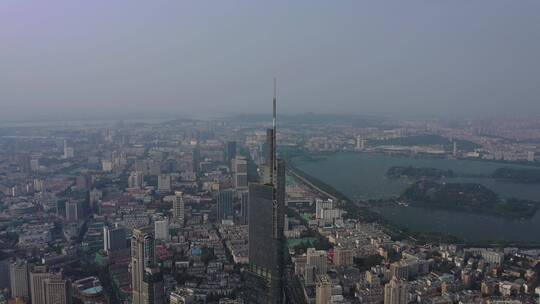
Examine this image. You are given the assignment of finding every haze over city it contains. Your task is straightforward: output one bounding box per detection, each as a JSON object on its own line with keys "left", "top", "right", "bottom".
{"left": 3, "top": 2, "right": 540, "bottom": 304}
{"left": 2, "top": 0, "right": 540, "bottom": 121}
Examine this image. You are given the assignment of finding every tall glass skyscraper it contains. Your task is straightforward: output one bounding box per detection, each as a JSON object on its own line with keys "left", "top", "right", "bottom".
{"left": 246, "top": 79, "right": 287, "bottom": 304}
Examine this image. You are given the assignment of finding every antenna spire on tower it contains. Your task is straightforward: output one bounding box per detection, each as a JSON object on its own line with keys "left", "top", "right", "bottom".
{"left": 272, "top": 78, "right": 277, "bottom": 186}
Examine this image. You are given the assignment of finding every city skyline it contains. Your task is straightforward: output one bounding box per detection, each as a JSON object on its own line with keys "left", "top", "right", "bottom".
{"left": 2, "top": 2, "right": 540, "bottom": 304}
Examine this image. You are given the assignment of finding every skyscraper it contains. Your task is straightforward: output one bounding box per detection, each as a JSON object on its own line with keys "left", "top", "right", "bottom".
{"left": 9, "top": 260, "right": 29, "bottom": 300}
{"left": 217, "top": 190, "right": 234, "bottom": 223}
{"left": 142, "top": 267, "right": 165, "bottom": 304}
{"left": 234, "top": 157, "right": 248, "bottom": 190}
{"left": 246, "top": 79, "right": 286, "bottom": 304}
{"left": 65, "top": 201, "right": 78, "bottom": 222}
{"left": 103, "top": 224, "right": 127, "bottom": 253}
{"left": 173, "top": 192, "right": 185, "bottom": 226}
{"left": 30, "top": 266, "right": 54, "bottom": 304}
{"left": 131, "top": 227, "right": 163, "bottom": 304}
{"left": 225, "top": 141, "right": 237, "bottom": 167}
{"left": 239, "top": 191, "right": 249, "bottom": 225}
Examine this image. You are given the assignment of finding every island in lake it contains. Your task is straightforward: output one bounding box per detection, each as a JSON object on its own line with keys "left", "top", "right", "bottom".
{"left": 386, "top": 166, "right": 455, "bottom": 179}
{"left": 399, "top": 180, "right": 539, "bottom": 218}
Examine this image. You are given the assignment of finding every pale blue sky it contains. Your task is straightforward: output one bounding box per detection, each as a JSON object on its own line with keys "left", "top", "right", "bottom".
{"left": 1, "top": 1, "right": 539, "bottom": 121}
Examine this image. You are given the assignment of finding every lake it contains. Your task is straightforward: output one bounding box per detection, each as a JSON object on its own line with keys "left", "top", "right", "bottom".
{"left": 293, "top": 152, "right": 540, "bottom": 243}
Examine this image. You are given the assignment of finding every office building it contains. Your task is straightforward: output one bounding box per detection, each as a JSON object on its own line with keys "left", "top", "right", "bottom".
{"left": 103, "top": 224, "right": 127, "bottom": 252}
{"left": 9, "top": 260, "right": 29, "bottom": 300}
{"left": 315, "top": 275, "right": 332, "bottom": 304}
{"left": 142, "top": 267, "right": 165, "bottom": 304}
{"left": 131, "top": 227, "right": 163, "bottom": 304}
{"left": 217, "top": 190, "right": 234, "bottom": 223}
{"left": 43, "top": 277, "right": 71, "bottom": 304}
{"left": 173, "top": 192, "right": 185, "bottom": 226}
{"left": 239, "top": 191, "right": 249, "bottom": 225}
{"left": 30, "top": 266, "right": 53, "bottom": 304}
{"left": 154, "top": 218, "right": 170, "bottom": 241}
{"left": 234, "top": 157, "right": 248, "bottom": 190}
{"left": 158, "top": 174, "right": 171, "bottom": 193}
{"left": 384, "top": 278, "right": 408, "bottom": 304}
{"left": 65, "top": 201, "right": 78, "bottom": 222}
{"left": 225, "top": 141, "right": 237, "bottom": 167}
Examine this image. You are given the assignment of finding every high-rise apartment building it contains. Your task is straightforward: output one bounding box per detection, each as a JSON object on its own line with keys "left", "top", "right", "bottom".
{"left": 173, "top": 192, "right": 185, "bottom": 226}
{"left": 384, "top": 278, "right": 408, "bottom": 304}
{"left": 154, "top": 218, "right": 169, "bottom": 241}
{"left": 307, "top": 248, "right": 328, "bottom": 276}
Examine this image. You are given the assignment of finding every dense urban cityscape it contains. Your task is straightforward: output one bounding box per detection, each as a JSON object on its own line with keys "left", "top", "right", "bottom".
{"left": 1, "top": 105, "right": 540, "bottom": 304}
{"left": 2, "top": 1, "right": 540, "bottom": 303}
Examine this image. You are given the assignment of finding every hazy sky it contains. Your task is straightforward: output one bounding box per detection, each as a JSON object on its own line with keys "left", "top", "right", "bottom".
{"left": 1, "top": 1, "right": 539, "bottom": 121}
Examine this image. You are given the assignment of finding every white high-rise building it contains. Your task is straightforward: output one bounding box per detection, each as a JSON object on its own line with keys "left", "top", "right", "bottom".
{"left": 63, "top": 140, "right": 74, "bottom": 159}
{"left": 9, "top": 260, "right": 29, "bottom": 300}
{"left": 154, "top": 218, "right": 170, "bottom": 241}
{"left": 128, "top": 171, "right": 144, "bottom": 189}
{"left": 316, "top": 199, "right": 334, "bottom": 219}
{"left": 158, "top": 174, "right": 171, "bottom": 192}
{"left": 30, "top": 266, "right": 55, "bottom": 304}
{"left": 102, "top": 160, "right": 113, "bottom": 172}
